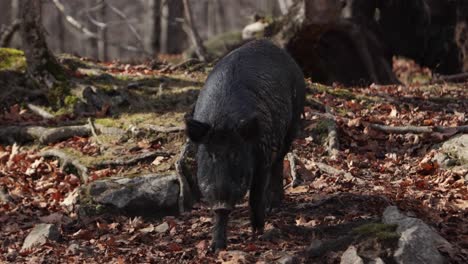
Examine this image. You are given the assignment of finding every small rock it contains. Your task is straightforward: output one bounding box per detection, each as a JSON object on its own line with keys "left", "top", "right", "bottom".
{"left": 277, "top": 254, "right": 299, "bottom": 264}
{"left": 67, "top": 242, "right": 80, "bottom": 255}
{"left": 22, "top": 224, "right": 60, "bottom": 251}
{"left": 383, "top": 206, "right": 454, "bottom": 264}
{"left": 155, "top": 222, "right": 170, "bottom": 233}
{"left": 218, "top": 250, "right": 255, "bottom": 264}
{"left": 340, "top": 246, "right": 364, "bottom": 264}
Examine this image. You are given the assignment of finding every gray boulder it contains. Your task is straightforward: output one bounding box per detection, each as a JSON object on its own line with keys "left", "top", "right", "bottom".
{"left": 382, "top": 206, "right": 453, "bottom": 264}
{"left": 84, "top": 173, "right": 180, "bottom": 216}
{"left": 22, "top": 224, "right": 60, "bottom": 251}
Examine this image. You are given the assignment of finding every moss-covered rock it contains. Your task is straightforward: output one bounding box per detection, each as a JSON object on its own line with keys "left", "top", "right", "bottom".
{"left": 0, "top": 48, "right": 27, "bottom": 71}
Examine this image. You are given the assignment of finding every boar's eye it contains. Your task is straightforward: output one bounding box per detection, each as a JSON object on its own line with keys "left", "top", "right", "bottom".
{"left": 185, "top": 118, "right": 211, "bottom": 143}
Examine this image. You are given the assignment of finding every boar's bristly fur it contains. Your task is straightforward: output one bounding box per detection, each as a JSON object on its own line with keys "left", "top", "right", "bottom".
{"left": 185, "top": 39, "right": 305, "bottom": 251}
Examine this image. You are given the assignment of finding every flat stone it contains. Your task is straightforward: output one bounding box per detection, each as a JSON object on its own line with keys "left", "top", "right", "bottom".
{"left": 22, "top": 224, "right": 60, "bottom": 251}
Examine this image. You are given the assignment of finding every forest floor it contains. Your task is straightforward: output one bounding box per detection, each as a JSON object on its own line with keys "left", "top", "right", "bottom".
{"left": 0, "top": 53, "right": 467, "bottom": 263}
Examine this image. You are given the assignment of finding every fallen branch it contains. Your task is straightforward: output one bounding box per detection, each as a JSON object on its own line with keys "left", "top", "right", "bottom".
{"left": 433, "top": 72, "right": 468, "bottom": 83}
{"left": 308, "top": 110, "right": 468, "bottom": 135}
{"left": 95, "top": 151, "right": 173, "bottom": 168}
{"left": 145, "top": 125, "right": 185, "bottom": 133}
{"left": 0, "top": 125, "right": 92, "bottom": 144}
{"left": 40, "top": 149, "right": 89, "bottom": 182}
{"left": 26, "top": 103, "right": 54, "bottom": 119}
{"left": 312, "top": 161, "right": 364, "bottom": 185}
{"left": 369, "top": 124, "right": 468, "bottom": 134}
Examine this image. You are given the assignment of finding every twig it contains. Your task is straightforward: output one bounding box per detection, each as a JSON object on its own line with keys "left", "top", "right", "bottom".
{"left": 102, "top": 0, "right": 150, "bottom": 55}
{"left": 87, "top": 118, "right": 102, "bottom": 145}
{"left": 145, "top": 125, "right": 185, "bottom": 133}
{"left": 26, "top": 103, "right": 54, "bottom": 119}
{"left": 94, "top": 151, "right": 173, "bottom": 168}
{"left": 182, "top": 0, "right": 208, "bottom": 62}
{"left": 0, "top": 19, "right": 21, "bottom": 47}
{"left": 40, "top": 149, "right": 89, "bottom": 182}
{"left": 51, "top": 0, "right": 146, "bottom": 54}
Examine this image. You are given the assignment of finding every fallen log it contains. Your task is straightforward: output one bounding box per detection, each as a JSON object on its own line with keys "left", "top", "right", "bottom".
{"left": 0, "top": 124, "right": 92, "bottom": 144}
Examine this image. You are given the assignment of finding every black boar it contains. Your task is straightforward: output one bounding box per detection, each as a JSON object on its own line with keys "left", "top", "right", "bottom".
{"left": 185, "top": 39, "right": 305, "bottom": 251}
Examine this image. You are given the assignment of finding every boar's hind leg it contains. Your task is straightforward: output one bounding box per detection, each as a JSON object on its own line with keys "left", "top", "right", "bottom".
{"left": 210, "top": 209, "right": 229, "bottom": 251}
{"left": 269, "top": 159, "right": 285, "bottom": 209}
{"left": 249, "top": 168, "right": 270, "bottom": 235}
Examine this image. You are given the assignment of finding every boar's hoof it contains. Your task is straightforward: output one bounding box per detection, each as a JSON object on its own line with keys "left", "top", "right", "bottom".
{"left": 209, "top": 240, "right": 227, "bottom": 252}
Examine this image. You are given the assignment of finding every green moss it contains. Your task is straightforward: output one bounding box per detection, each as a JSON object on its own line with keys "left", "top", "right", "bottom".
{"left": 353, "top": 223, "right": 400, "bottom": 241}
{"left": 0, "top": 48, "right": 27, "bottom": 71}
{"left": 95, "top": 118, "right": 121, "bottom": 128}
{"left": 47, "top": 82, "right": 71, "bottom": 109}
{"left": 64, "top": 95, "right": 79, "bottom": 106}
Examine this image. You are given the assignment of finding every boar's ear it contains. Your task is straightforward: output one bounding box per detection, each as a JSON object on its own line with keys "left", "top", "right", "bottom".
{"left": 185, "top": 117, "right": 211, "bottom": 143}
{"left": 238, "top": 116, "right": 259, "bottom": 141}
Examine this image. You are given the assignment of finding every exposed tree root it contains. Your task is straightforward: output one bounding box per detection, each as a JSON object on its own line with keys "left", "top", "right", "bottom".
{"left": 145, "top": 125, "right": 185, "bottom": 133}
{"left": 40, "top": 149, "right": 89, "bottom": 182}
{"left": 87, "top": 118, "right": 102, "bottom": 145}
{"left": 312, "top": 161, "right": 364, "bottom": 185}
{"left": 0, "top": 125, "right": 92, "bottom": 144}
{"left": 95, "top": 151, "right": 173, "bottom": 168}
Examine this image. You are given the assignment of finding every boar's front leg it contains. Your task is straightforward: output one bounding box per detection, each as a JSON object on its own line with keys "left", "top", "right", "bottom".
{"left": 249, "top": 167, "right": 270, "bottom": 235}
{"left": 210, "top": 209, "right": 229, "bottom": 252}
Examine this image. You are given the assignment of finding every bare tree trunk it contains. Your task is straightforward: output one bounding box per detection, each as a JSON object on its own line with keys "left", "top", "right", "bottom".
{"left": 145, "top": 0, "right": 160, "bottom": 56}
{"left": 57, "top": 9, "right": 65, "bottom": 53}
{"left": 182, "top": 0, "right": 207, "bottom": 61}
{"left": 159, "top": 0, "right": 169, "bottom": 54}
{"left": 20, "top": 0, "right": 65, "bottom": 87}
{"left": 207, "top": 0, "right": 217, "bottom": 37}
{"left": 98, "top": 3, "right": 108, "bottom": 61}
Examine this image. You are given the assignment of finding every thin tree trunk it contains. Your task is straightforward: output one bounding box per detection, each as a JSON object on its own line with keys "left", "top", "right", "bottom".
{"left": 182, "top": 0, "right": 207, "bottom": 61}
{"left": 20, "top": 0, "right": 65, "bottom": 87}
{"left": 57, "top": 9, "right": 65, "bottom": 53}
{"left": 159, "top": 0, "right": 169, "bottom": 54}
{"left": 98, "top": 3, "right": 108, "bottom": 61}
{"left": 145, "top": 0, "right": 160, "bottom": 56}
